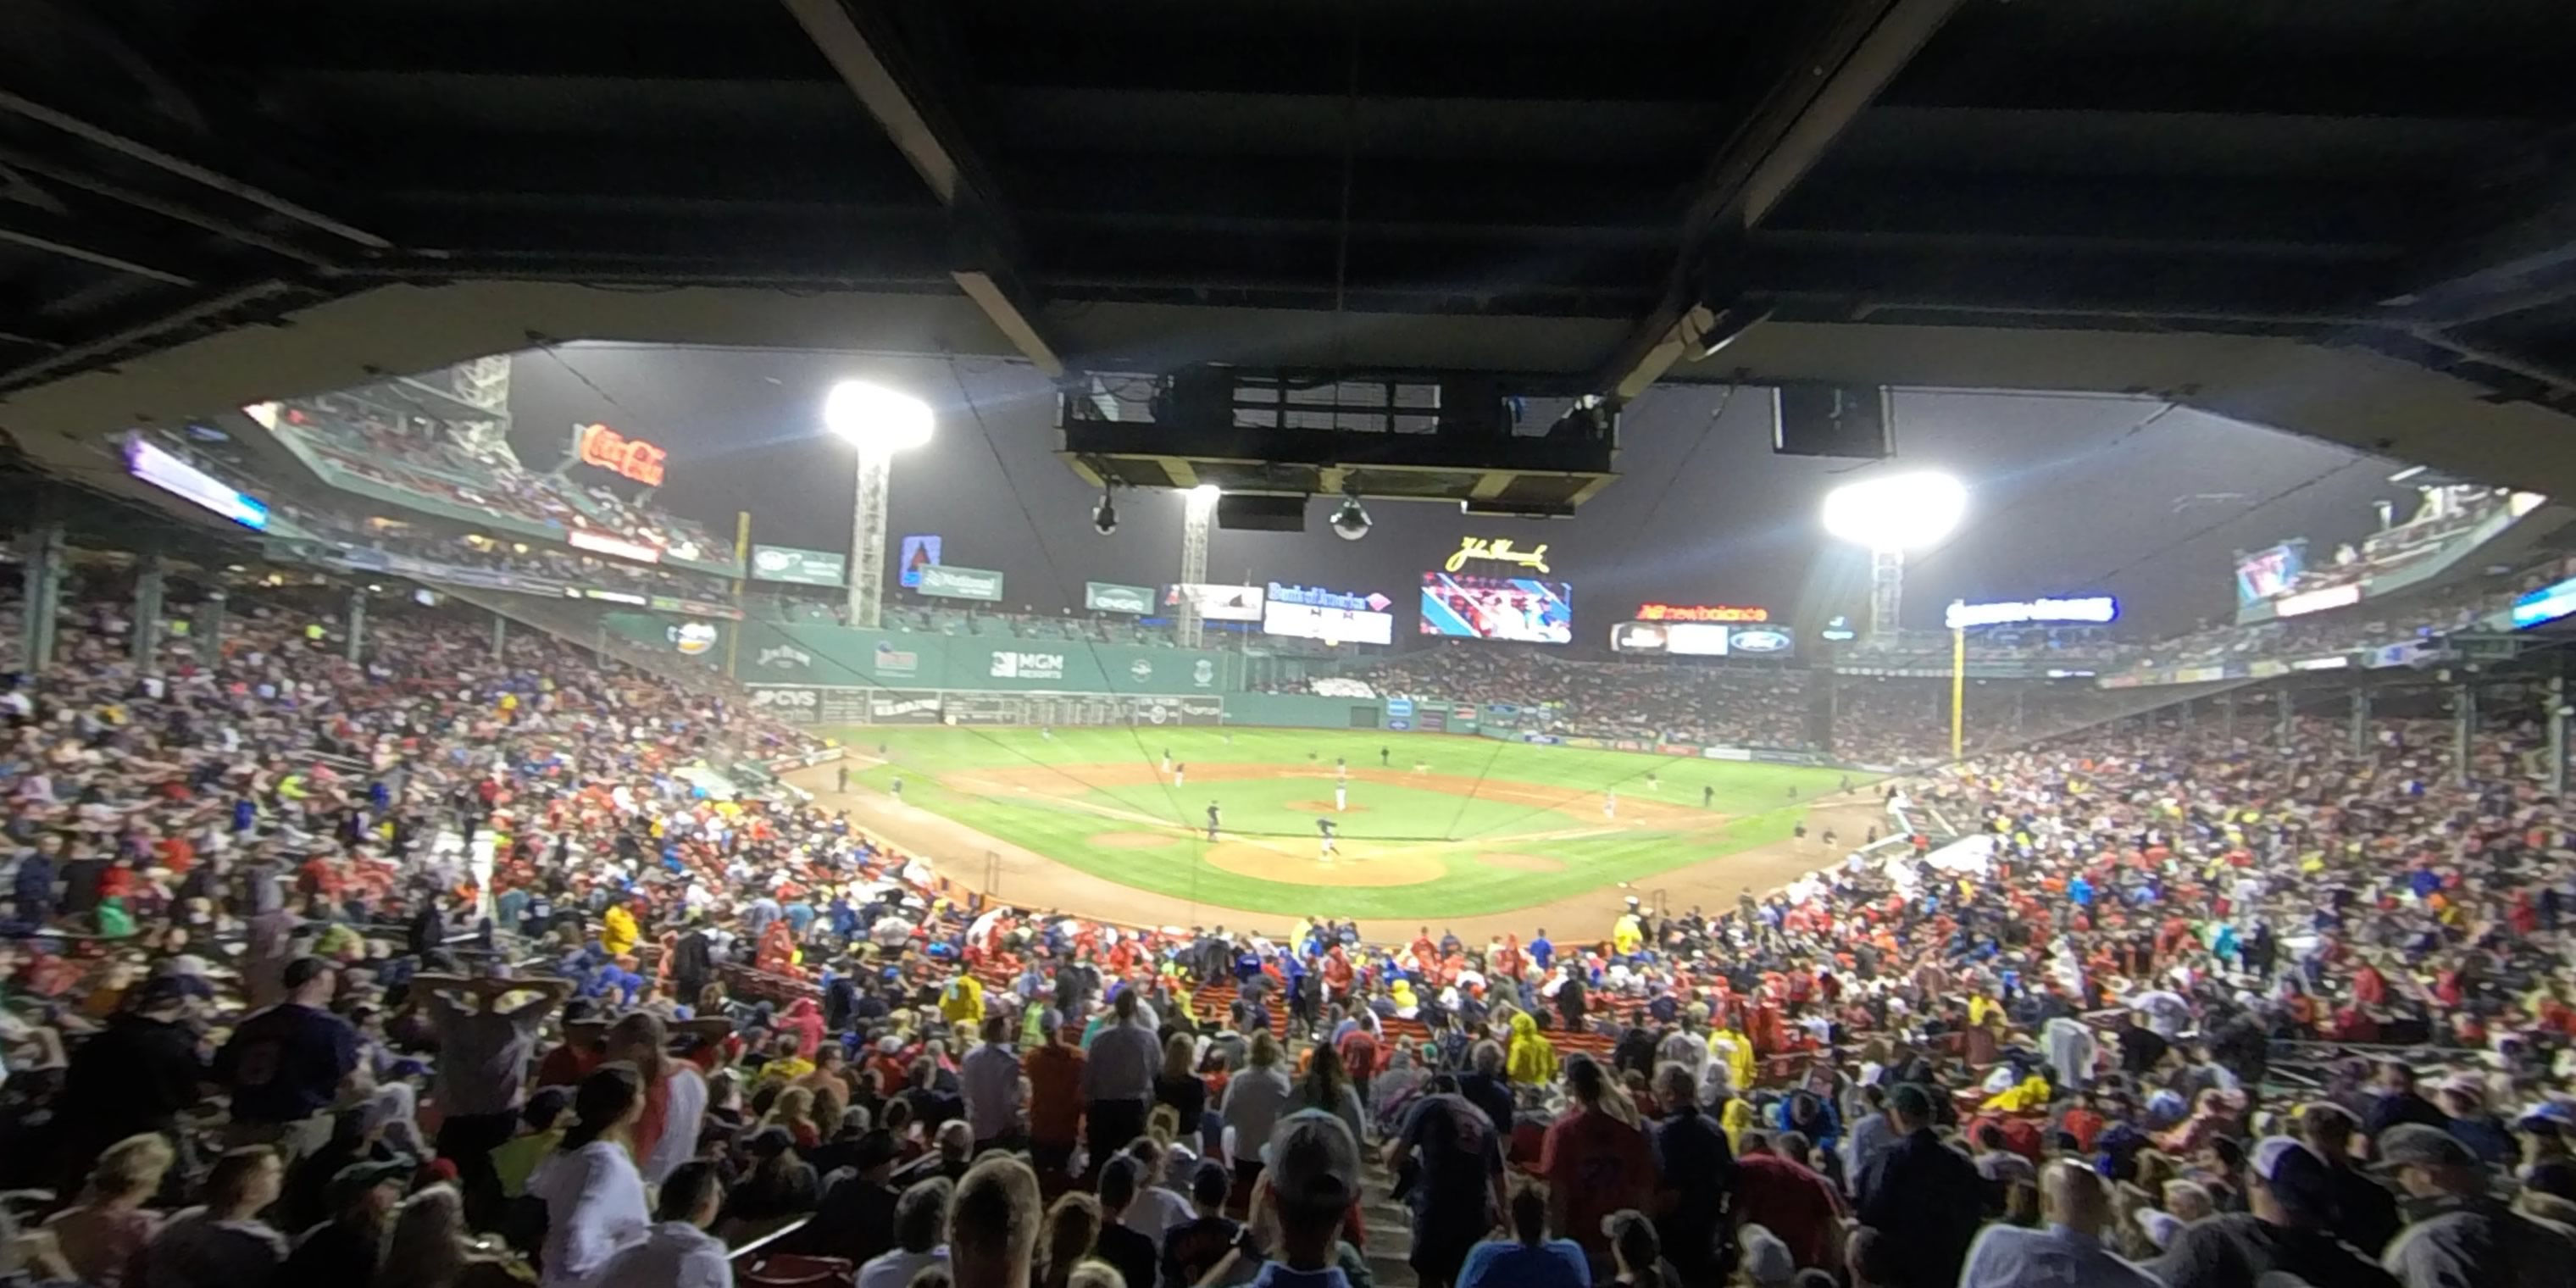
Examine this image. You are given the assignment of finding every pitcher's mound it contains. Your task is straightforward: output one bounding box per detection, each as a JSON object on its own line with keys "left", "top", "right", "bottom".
{"left": 1284, "top": 800, "right": 1370, "bottom": 815}
{"left": 1090, "top": 831, "right": 1180, "bottom": 850}
{"left": 1204, "top": 841, "right": 1445, "bottom": 886}
{"left": 1479, "top": 852, "right": 1566, "bottom": 873}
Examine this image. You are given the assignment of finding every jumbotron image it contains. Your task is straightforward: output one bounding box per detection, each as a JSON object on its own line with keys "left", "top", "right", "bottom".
{"left": 9, "top": 15, "right": 2576, "bottom": 1279}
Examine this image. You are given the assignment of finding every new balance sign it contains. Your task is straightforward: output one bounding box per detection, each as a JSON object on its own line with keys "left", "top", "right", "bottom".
{"left": 990, "top": 652, "right": 1066, "bottom": 680}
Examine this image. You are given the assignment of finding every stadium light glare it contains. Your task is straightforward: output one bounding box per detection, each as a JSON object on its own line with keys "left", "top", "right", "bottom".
{"left": 821, "top": 380, "right": 933, "bottom": 454}
{"left": 1184, "top": 483, "right": 1221, "bottom": 516}
{"left": 1819, "top": 470, "right": 1967, "bottom": 552}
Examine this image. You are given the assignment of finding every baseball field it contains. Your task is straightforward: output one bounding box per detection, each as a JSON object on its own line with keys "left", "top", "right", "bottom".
{"left": 812, "top": 727, "right": 1872, "bottom": 923}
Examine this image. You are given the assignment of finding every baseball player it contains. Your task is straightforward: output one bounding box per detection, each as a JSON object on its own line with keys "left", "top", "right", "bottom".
{"left": 1318, "top": 816, "right": 1338, "bottom": 860}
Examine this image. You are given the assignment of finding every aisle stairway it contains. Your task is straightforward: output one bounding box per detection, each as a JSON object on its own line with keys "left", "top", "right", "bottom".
{"left": 1359, "top": 1152, "right": 1419, "bottom": 1288}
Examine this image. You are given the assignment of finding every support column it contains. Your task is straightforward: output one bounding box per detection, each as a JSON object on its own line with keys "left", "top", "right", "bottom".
{"left": 345, "top": 586, "right": 367, "bottom": 663}
{"left": 2454, "top": 680, "right": 2476, "bottom": 786}
{"left": 197, "top": 587, "right": 227, "bottom": 655}
{"left": 2220, "top": 692, "right": 2236, "bottom": 743}
{"left": 1177, "top": 487, "right": 1216, "bottom": 649}
{"left": 847, "top": 451, "right": 892, "bottom": 628}
{"left": 2276, "top": 689, "right": 2294, "bottom": 751}
{"left": 2349, "top": 686, "right": 2370, "bottom": 757}
{"left": 2551, "top": 674, "right": 2568, "bottom": 799}
{"left": 491, "top": 611, "right": 508, "bottom": 662}
{"left": 130, "top": 551, "right": 167, "bottom": 668}
{"left": 19, "top": 522, "right": 65, "bottom": 673}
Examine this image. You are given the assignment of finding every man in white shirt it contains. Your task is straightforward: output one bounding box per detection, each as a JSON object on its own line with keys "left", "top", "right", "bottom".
{"left": 1082, "top": 991, "right": 1162, "bottom": 1172}
{"left": 597, "top": 1161, "right": 730, "bottom": 1288}
{"left": 959, "top": 1017, "right": 1028, "bottom": 1153}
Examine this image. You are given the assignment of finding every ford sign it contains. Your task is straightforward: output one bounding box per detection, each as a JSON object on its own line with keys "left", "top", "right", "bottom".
{"left": 1728, "top": 627, "right": 1792, "bottom": 653}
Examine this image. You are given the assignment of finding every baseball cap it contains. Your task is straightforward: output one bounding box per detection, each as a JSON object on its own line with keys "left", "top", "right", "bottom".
{"left": 1261, "top": 1110, "right": 1359, "bottom": 1212}
{"left": 2248, "top": 1136, "right": 2336, "bottom": 1221}
{"left": 328, "top": 1158, "right": 413, "bottom": 1210}
{"left": 1890, "top": 1084, "right": 1936, "bottom": 1120}
{"left": 1602, "top": 1210, "right": 1660, "bottom": 1272}
{"left": 2371, "top": 1124, "right": 2479, "bottom": 1173}
{"left": 1740, "top": 1224, "right": 1796, "bottom": 1286}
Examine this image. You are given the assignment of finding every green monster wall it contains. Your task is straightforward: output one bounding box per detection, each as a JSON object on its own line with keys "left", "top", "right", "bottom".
{"left": 728, "top": 620, "right": 1246, "bottom": 695}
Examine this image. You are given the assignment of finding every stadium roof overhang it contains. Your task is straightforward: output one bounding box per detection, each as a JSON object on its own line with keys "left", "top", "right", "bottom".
{"left": 6, "top": 0, "right": 2576, "bottom": 515}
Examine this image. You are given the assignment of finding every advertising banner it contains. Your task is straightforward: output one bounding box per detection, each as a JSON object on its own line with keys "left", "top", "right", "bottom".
{"left": 1165, "top": 583, "right": 1266, "bottom": 622}
{"left": 749, "top": 544, "right": 848, "bottom": 587}
{"left": 1703, "top": 746, "right": 1754, "bottom": 761}
{"left": 1261, "top": 582, "right": 1396, "bottom": 645}
{"left": 867, "top": 690, "right": 945, "bottom": 724}
{"left": 1520, "top": 733, "right": 1562, "bottom": 745}
{"left": 1725, "top": 625, "right": 1796, "bottom": 657}
{"left": 1417, "top": 705, "right": 1449, "bottom": 733}
{"left": 919, "top": 564, "right": 1005, "bottom": 601}
{"left": 870, "top": 640, "right": 921, "bottom": 677}
{"left": 2235, "top": 542, "right": 2303, "bottom": 605}
{"left": 1659, "top": 744, "right": 1701, "bottom": 756}
{"left": 1420, "top": 572, "right": 1572, "bottom": 644}
{"left": 1749, "top": 748, "right": 1824, "bottom": 766}
{"left": 752, "top": 641, "right": 815, "bottom": 673}
{"left": 1636, "top": 603, "right": 1770, "bottom": 623}
{"left": 1085, "top": 581, "right": 1157, "bottom": 614}
{"left": 748, "top": 686, "right": 823, "bottom": 723}
{"left": 897, "top": 535, "right": 941, "bottom": 588}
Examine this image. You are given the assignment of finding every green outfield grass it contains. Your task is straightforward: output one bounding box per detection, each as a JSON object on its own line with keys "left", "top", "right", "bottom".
{"left": 822, "top": 726, "right": 1866, "bottom": 918}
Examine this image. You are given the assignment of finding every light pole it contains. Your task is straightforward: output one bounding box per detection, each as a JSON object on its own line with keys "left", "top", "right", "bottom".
{"left": 1820, "top": 471, "right": 1968, "bottom": 644}
{"left": 1176, "top": 485, "right": 1219, "bottom": 648}
{"left": 823, "top": 380, "right": 934, "bottom": 628}
{"left": 1821, "top": 470, "right": 1968, "bottom": 756}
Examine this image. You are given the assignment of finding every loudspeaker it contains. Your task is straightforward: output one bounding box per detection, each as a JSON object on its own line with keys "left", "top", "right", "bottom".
{"left": 1772, "top": 383, "right": 1893, "bottom": 458}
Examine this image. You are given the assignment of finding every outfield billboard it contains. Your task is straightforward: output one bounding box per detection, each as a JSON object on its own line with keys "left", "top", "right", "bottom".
{"left": 1419, "top": 572, "right": 1571, "bottom": 644}
{"left": 1261, "top": 582, "right": 1395, "bottom": 645}
{"left": 1085, "top": 581, "right": 1157, "bottom": 614}
{"left": 1166, "top": 583, "right": 1266, "bottom": 622}
{"left": 897, "top": 534, "right": 941, "bottom": 587}
{"left": 919, "top": 564, "right": 1005, "bottom": 601}
{"left": 749, "top": 544, "right": 847, "bottom": 586}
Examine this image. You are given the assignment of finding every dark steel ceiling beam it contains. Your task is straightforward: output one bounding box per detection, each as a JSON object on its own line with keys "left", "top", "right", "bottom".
{"left": 1594, "top": 0, "right": 1964, "bottom": 402}
{"left": 0, "top": 203, "right": 199, "bottom": 286}
{"left": 777, "top": 0, "right": 1064, "bottom": 376}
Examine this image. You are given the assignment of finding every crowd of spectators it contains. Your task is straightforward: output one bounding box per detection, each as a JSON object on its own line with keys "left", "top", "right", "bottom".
{"left": 1357, "top": 645, "right": 1813, "bottom": 750}
{"left": 3, "top": 567, "right": 2576, "bottom": 1288}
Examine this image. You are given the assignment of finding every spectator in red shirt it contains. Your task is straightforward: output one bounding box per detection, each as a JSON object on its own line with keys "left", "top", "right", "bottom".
{"left": 1734, "top": 1130, "right": 1846, "bottom": 1272}
{"left": 1537, "top": 1055, "right": 1654, "bottom": 1279}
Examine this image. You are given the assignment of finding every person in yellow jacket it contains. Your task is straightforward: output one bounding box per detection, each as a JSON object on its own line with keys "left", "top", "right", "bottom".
{"left": 1967, "top": 992, "right": 2003, "bottom": 1031}
{"left": 1719, "top": 1095, "right": 1757, "bottom": 1152}
{"left": 1709, "top": 1024, "right": 1757, "bottom": 1093}
{"left": 1505, "top": 1009, "right": 1557, "bottom": 1084}
{"left": 939, "top": 971, "right": 986, "bottom": 1028}
{"left": 600, "top": 902, "right": 639, "bottom": 958}
{"left": 1981, "top": 1072, "right": 2051, "bottom": 1113}
{"left": 1611, "top": 912, "right": 1643, "bottom": 958}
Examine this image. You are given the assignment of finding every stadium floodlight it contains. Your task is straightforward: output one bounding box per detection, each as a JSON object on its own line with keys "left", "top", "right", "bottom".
{"left": 1818, "top": 470, "right": 1966, "bottom": 553}
{"left": 1184, "top": 483, "right": 1221, "bottom": 516}
{"left": 823, "top": 380, "right": 932, "bottom": 630}
{"left": 821, "top": 380, "right": 933, "bottom": 454}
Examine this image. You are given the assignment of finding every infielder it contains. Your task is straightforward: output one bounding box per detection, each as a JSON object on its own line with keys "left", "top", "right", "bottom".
{"left": 1318, "top": 816, "right": 1338, "bottom": 859}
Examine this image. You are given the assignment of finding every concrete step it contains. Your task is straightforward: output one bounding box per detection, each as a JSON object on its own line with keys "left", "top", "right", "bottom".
{"left": 1367, "top": 1252, "right": 1418, "bottom": 1288}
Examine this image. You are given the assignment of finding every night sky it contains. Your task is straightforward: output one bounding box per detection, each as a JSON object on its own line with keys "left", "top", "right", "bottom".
{"left": 505, "top": 343, "right": 2417, "bottom": 639}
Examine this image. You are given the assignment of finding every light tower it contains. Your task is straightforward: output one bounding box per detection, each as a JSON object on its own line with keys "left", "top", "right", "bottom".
{"left": 823, "top": 380, "right": 934, "bottom": 628}
{"left": 1176, "top": 484, "right": 1219, "bottom": 648}
{"left": 1819, "top": 470, "right": 1968, "bottom": 643}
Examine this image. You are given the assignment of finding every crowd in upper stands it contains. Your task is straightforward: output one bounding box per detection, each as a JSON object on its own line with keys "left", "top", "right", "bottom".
{"left": 1359, "top": 646, "right": 1813, "bottom": 752}
{"left": 4, "top": 559, "right": 2576, "bottom": 1288}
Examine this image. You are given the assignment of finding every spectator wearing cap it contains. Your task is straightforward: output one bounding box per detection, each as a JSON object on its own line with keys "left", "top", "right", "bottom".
{"left": 214, "top": 955, "right": 358, "bottom": 1159}
{"left": 1958, "top": 1160, "right": 2160, "bottom": 1288}
{"left": 279, "top": 1157, "right": 408, "bottom": 1285}
{"left": 723, "top": 1125, "right": 820, "bottom": 1230}
{"left": 1737, "top": 1224, "right": 1799, "bottom": 1288}
{"left": 800, "top": 1129, "right": 903, "bottom": 1264}
{"left": 594, "top": 1160, "right": 732, "bottom": 1288}
{"left": 859, "top": 1176, "right": 956, "bottom": 1288}
{"left": 1252, "top": 1109, "right": 1363, "bottom": 1288}
{"left": 51, "top": 974, "right": 204, "bottom": 1196}
{"left": 2299, "top": 1102, "right": 2401, "bottom": 1257}
{"left": 1852, "top": 1084, "right": 1984, "bottom": 1288}
{"left": 2149, "top": 1136, "right": 2399, "bottom": 1288}
{"left": 1602, "top": 1210, "right": 1682, "bottom": 1288}
{"left": 2436, "top": 1076, "right": 2518, "bottom": 1169}
{"left": 1457, "top": 1180, "right": 1587, "bottom": 1288}
{"left": 2376, "top": 1122, "right": 2576, "bottom": 1288}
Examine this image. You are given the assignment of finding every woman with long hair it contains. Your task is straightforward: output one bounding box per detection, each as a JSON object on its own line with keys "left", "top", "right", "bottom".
{"left": 1298, "top": 1042, "right": 1368, "bottom": 1146}
{"left": 1153, "top": 1032, "right": 1208, "bottom": 1137}
{"left": 1220, "top": 1031, "right": 1295, "bottom": 1199}
{"left": 371, "top": 1185, "right": 531, "bottom": 1288}
{"left": 602, "top": 1011, "right": 708, "bottom": 1186}
{"left": 760, "top": 1085, "right": 822, "bottom": 1151}
{"left": 1034, "top": 1192, "right": 1102, "bottom": 1288}
{"left": 43, "top": 1132, "right": 174, "bottom": 1288}
{"left": 528, "top": 1064, "right": 650, "bottom": 1288}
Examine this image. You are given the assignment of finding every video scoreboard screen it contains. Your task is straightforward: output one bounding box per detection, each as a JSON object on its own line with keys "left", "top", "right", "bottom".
{"left": 1419, "top": 573, "right": 1572, "bottom": 644}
